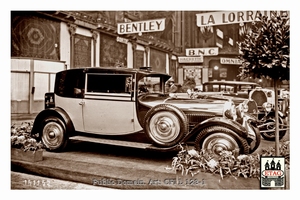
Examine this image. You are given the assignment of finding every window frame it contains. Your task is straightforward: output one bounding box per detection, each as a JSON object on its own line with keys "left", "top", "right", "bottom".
{"left": 84, "top": 73, "right": 133, "bottom": 98}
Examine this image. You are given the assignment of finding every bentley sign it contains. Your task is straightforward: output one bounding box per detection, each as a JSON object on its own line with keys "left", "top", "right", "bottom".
{"left": 118, "top": 18, "right": 165, "bottom": 34}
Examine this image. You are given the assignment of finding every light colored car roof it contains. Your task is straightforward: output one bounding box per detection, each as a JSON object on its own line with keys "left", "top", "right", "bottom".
{"left": 203, "top": 80, "right": 260, "bottom": 86}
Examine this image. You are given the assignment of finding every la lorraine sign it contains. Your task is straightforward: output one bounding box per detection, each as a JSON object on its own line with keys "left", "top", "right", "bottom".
{"left": 118, "top": 18, "right": 165, "bottom": 34}
{"left": 196, "top": 11, "right": 289, "bottom": 27}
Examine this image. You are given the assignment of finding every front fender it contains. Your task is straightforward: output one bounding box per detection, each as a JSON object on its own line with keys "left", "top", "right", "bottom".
{"left": 31, "top": 107, "right": 75, "bottom": 136}
{"left": 184, "top": 117, "right": 248, "bottom": 141}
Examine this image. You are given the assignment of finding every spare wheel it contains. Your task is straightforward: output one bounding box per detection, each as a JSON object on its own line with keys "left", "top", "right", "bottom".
{"left": 144, "top": 104, "right": 188, "bottom": 147}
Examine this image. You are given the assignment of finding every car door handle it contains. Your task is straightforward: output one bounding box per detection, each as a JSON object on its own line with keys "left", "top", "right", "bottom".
{"left": 79, "top": 101, "right": 85, "bottom": 105}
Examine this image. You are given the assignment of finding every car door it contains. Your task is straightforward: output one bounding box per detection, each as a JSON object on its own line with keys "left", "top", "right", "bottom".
{"left": 82, "top": 73, "right": 136, "bottom": 135}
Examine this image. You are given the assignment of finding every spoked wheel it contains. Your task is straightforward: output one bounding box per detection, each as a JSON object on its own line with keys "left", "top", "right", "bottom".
{"left": 41, "top": 117, "right": 68, "bottom": 151}
{"left": 194, "top": 126, "right": 249, "bottom": 157}
{"left": 260, "top": 116, "right": 287, "bottom": 141}
{"left": 144, "top": 104, "right": 188, "bottom": 147}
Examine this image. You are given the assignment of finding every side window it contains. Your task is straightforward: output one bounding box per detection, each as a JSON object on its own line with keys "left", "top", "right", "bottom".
{"left": 86, "top": 74, "right": 132, "bottom": 95}
{"left": 54, "top": 70, "right": 85, "bottom": 98}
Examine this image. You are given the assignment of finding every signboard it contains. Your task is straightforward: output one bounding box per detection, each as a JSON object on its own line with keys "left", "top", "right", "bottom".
{"left": 116, "top": 37, "right": 128, "bottom": 44}
{"left": 178, "top": 56, "right": 203, "bottom": 63}
{"left": 186, "top": 47, "right": 218, "bottom": 56}
{"left": 117, "top": 18, "right": 165, "bottom": 34}
{"left": 196, "top": 11, "right": 289, "bottom": 27}
{"left": 260, "top": 156, "right": 285, "bottom": 188}
{"left": 220, "top": 57, "right": 243, "bottom": 65}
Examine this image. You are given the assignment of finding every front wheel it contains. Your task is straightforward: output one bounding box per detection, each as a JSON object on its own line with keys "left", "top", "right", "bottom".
{"left": 194, "top": 126, "right": 250, "bottom": 157}
{"left": 40, "top": 116, "right": 68, "bottom": 152}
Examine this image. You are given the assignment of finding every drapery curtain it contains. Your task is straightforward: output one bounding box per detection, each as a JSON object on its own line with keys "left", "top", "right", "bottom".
{"left": 74, "top": 34, "right": 91, "bottom": 68}
{"left": 150, "top": 48, "right": 166, "bottom": 73}
{"left": 100, "top": 34, "right": 127, "bottom": 67}
{"left": 11, "top": 13, "right": 60, "bottom": 60}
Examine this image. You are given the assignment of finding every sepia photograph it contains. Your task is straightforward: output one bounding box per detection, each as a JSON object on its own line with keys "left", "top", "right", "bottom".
{"left": 5, "top": 0, "right": 298, "bottom": 197}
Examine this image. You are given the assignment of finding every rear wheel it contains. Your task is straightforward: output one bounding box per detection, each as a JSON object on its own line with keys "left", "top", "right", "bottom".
{"left": 40, "top": 116, "right": 68, "bottom": 152}
{"left": 144, "top": 104, "right": 188, "bottom": 147}
{"left": 194, "top": 126, "right": 250, "bottom": 157}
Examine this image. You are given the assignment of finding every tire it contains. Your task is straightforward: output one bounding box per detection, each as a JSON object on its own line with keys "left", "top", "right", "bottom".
{"left": 260, "top": 115, "right": 287, "bottom": 141}
{"left": 194, "top": 126, "right": 250, "bottom": 157}
{"left": 40, "top": 116, "right": 68, "bottom": 152}
{"left": 249, "top": 125, "right": 261, "bottom": 153}
{"left": 144, "top": 104, "right": 188, "bottom": 147}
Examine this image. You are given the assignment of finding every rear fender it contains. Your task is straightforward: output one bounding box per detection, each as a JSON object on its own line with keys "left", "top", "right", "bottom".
{"left": 31, "top": 107, "right": 75, "bottom": 137}
{"left": 184, "top": 117, "right": 247, "bottom": 141}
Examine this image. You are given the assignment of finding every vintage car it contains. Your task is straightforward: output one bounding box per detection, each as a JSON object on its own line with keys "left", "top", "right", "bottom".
{"left": 202, "top": 81, "right": 260, "bottom": 98}
{"left": 248, "top": 87, "right": 289, "bottom": 140}
{"left": 31, "top": 67, "right": 260, "bottom": 157}
{"left": 199, "top": 81, "right": 289, "bottom": 141}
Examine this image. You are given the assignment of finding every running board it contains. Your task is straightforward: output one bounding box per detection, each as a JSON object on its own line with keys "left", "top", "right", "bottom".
{"left": 70, "top": 135, "right": 179, "bottom": 152}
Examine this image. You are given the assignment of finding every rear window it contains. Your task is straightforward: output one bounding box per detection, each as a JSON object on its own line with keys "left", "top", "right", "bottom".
{"left": 54, "top": 70, "right": 85, "bottom": 98}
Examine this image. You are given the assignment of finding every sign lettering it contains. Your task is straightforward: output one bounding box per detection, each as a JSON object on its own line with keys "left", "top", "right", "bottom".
{"left": 116, "top": 37, "right": 128, "bottom": 44}
{"left": 117, "top": 18, "right": 165, "bottom": 34}
{"left": 178, "top": 56, "right": 203, "bottom": 63}
{"left": 220, "top": 57, "right": 242, "bottom": 65}
{"left": 196, "top": 11, "right": 289, "bottom": 27}
{"left": 186, "top": 47, "right": 218, "bottom": 56}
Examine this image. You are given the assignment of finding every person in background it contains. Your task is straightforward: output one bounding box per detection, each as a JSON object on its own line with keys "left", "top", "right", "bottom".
{"left": 168, "top": 78, "right": 178, "bottom": 93}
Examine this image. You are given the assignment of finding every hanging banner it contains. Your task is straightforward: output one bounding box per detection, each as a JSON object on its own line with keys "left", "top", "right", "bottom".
{"left": 117, "top": 18, "right": 165, "bottom": 34}
{"left": 196, "top": 11, "right": 289, "bottom": 27}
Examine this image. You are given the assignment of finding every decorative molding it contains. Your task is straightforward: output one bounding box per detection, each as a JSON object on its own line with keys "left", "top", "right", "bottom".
{"left": 131, "top": 41, "right": 137, "bottom": 51}
{"left": 200, "top": 26, "right": 214, "bottom": 42}
{"left": 91, "top": 30, "right": 98, "bottom": 41}
{"left": 68, "top": 23, "right": 77, "bottom": 36}
{"left": 145, "top": 46, "right": 150, "bottom": 53}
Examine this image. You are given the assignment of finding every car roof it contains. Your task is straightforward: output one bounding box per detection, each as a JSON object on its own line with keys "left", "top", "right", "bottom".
{"left": 203, "top": 80, "right": 260, "bottom": 86}
{"left": 59, "top": 67, "right": 171, "bottom": 78}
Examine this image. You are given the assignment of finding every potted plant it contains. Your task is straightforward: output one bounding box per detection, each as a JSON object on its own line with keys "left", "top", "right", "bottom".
{"left": 11, "top": 122, "right": 45, "bottom": 162}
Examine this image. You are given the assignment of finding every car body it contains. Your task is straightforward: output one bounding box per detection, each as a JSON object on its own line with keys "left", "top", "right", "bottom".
{"left": 198, "top": 80, "right": 289, "bottom": 141}
{"left": 31, "top": 67, "right": 260, "bottom": 156}
{"left": 202, "top": 81, "right": 261, "bottom": 98}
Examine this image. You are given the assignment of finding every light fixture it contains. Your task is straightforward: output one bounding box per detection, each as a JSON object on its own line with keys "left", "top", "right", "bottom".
{"left": 214, "top": 66, "right": 219, "bottom": 70}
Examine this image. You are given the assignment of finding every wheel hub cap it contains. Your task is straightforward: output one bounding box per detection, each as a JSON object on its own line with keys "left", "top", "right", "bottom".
{"left": 49, "top": 131, "right": 55, "bottom": 138}
{"left": 202, "top": 133, "right": 239, "bottom": 157}
{"left": 149, "top": 112, "right": 180, "bottom": 144}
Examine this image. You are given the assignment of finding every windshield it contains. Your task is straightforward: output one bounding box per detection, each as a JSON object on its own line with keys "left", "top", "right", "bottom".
{"left": 138, "top": 76, "right": 165, "bottom": 95}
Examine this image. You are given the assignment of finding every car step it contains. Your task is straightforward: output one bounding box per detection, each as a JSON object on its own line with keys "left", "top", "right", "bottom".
{"left": 70, "top": 136, "right": 179, "bottom": 152}
{"left": 70, "top": 135, "right": 152, "bottom": 149}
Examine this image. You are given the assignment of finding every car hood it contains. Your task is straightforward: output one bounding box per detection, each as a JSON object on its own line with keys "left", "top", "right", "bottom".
{"left": 138, "top": 94, "right": 227, "bottom": 115}
{"left": 201, "top": 94, "right": 246, "bottom": 104}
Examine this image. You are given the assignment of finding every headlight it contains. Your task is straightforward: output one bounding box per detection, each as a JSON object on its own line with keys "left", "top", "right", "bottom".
{"left": 236, "top": 100, "right": 249, "bottom": 118}
{"left": 262, "top": 102, "right": 273, "bottom": 112}
{"left": 223, "top": 100, "right": 237, "bottom": 120}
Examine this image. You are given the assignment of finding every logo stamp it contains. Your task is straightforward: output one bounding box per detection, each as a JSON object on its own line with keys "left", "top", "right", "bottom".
{"left": 260, "top": 156, "right": 285, "bottom": 188}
